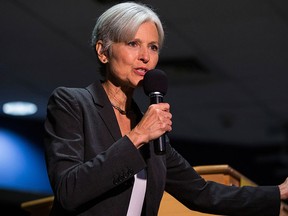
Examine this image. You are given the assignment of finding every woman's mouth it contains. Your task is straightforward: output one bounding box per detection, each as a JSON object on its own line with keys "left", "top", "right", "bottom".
{"left": 134, "top": 68, "right": 148, "bottom": 76}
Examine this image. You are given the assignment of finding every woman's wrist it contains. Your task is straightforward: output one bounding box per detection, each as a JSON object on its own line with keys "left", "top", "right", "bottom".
{"left": 127, "top": 128, "right": 147, "bottom": 149}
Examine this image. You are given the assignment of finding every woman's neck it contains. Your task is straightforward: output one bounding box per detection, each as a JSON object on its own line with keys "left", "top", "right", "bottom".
{"left": 102, "top": 81, "right": 133, "bottom": 114}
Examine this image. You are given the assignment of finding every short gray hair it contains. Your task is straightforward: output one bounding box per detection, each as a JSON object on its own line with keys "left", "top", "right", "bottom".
{"left": 91, "top": 2, "right": 164, "bottom": 53}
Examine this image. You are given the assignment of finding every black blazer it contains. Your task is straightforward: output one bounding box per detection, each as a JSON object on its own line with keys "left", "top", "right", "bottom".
{"left": 44, "top": 81, "right": 280, "bottom": 216}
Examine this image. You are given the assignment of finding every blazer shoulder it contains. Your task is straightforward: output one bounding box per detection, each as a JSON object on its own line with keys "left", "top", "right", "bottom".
{"left": 50, "top": 86, "right": 92, "bottom": 100}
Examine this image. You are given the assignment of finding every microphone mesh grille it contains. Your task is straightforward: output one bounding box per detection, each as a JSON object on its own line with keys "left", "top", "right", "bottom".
{"left": 143, "top": 69, "right": 168, "bottom": 96}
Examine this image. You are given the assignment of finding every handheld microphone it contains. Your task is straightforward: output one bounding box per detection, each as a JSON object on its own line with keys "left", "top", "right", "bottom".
{"left": 143, "top": 69, "right": 168, "bottom": 155}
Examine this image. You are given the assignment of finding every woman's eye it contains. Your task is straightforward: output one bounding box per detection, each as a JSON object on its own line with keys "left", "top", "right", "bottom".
{"left": 128, "top": 41, "right": 138, "bottom": 47}
{"left": 150, "top": 44, "right": 159, "bottom": 52}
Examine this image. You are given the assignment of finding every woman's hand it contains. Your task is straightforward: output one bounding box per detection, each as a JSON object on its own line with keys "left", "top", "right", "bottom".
{"left": 127, "top": 103, "right": 172, "bottom": 148}
{"left": 279, "top": 177, "right": 288, "bottom": 200}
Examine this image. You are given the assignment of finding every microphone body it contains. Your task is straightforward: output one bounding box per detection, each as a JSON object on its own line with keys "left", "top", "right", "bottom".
{"left": 143, "top": 69, "right": 168, "bottom": 155}
{"left": 149, "top": 92, "right": 166, "bottom": 155}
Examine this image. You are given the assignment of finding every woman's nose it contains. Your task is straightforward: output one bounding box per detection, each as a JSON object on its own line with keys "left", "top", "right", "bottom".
{"left": 139, "top": 47, "right": 150, "bottom": 63}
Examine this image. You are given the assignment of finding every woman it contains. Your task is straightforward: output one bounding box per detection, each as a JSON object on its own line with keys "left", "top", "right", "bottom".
{"left": 44, "top": 2, "right": 288, "bottom": 215}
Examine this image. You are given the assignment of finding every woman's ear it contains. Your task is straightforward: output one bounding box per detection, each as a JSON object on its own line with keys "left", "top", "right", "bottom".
{"left": 95, "top": 40, "right": 108, "bottom": 63}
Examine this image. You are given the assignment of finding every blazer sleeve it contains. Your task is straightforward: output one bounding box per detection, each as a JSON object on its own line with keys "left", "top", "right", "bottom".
{"left": 164, "top": 143, "right": 281, "bottom": 216}
{"left": 44, "top": 87, "right": 147, "bottom": 212}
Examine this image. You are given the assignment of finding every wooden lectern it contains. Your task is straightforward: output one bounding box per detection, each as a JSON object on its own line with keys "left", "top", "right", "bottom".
{"left": 20, "top": 164, "right": 259, "bottom": 216}
{"left": 21, "top": 196, "right": 54, "bottom": 216}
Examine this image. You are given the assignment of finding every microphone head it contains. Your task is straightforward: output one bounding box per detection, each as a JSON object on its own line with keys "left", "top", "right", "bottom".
{"left": 143, "top": 69, "right": 168, "bottom": 96}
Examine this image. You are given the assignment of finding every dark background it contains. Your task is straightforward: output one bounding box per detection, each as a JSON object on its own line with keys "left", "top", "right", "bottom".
{"left": 1, "top": 0, "right": 288, "bottom": 215}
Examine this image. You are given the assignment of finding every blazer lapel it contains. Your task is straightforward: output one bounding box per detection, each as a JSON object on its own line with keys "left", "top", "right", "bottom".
{"left": 86, "top": 81, "right": 122, "bottom": 141}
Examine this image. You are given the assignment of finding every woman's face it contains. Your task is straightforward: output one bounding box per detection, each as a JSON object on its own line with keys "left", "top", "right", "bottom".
{"left": 106, "top": 21, "right": 160, "bottom": 88}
